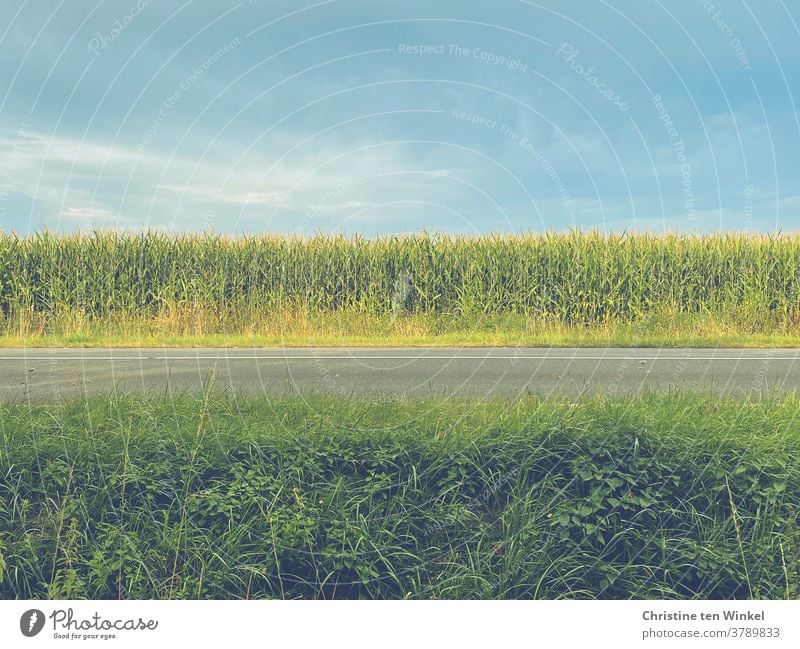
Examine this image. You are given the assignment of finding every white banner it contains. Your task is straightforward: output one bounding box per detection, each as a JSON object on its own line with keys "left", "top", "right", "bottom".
{"left": 1, "top": 600, "right": 798, "bottom": 648}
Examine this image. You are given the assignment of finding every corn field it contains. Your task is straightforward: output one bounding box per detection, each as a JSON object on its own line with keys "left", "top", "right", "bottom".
{"left": 1, "top": 231, "right": 799, "bottom": 328}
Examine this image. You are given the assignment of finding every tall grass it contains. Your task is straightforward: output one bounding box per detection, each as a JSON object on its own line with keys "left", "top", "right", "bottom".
{"left": 0, "top": 393, "right": 798, "bottom": 599}
{"left": 1, "top": 231, "right": 800, "bottom": 339}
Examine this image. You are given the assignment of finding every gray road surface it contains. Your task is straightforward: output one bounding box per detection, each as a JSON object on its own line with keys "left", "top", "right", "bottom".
{"left": 1, "top": 347, "right": 799, "bottom": 402}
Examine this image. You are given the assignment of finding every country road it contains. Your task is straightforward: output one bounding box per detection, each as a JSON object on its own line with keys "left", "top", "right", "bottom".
{"left": 1, "top": 347, "right": 799, "bottom": 402}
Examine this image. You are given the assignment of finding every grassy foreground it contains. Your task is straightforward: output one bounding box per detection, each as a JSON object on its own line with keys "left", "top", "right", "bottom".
{"left": 1, "top": 392, "right": 798, "bottom": 599}
{"left": 3, "top": 231, "right": 800, "bottom": 347}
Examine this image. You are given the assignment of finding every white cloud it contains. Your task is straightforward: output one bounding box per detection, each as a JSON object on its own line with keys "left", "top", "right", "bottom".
{"left": 0, "top": 128, "right": 470, "bottom": 231}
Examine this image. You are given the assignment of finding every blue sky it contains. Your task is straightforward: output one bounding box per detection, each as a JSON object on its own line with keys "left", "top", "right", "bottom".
{"left": 0, "top": 0, "right": 798, "bottom": 235}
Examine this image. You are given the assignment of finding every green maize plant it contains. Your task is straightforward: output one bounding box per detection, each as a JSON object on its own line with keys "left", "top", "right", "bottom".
{"left": 0, "top": 231, "right": 799, "bottom": 338}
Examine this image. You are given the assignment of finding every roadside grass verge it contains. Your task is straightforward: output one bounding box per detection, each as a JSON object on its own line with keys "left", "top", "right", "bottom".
{"left": 4, "top": 309, "right": 800, "bottom": 349}
{"left": 1, "top": 392, "right": 798, "bottom": 599}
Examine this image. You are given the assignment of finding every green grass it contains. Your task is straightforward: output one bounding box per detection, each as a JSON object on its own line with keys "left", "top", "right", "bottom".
{"left": 1, "top": 392, "right": 798, "bottom": 599}
{"left": 2, "top": 230, "right": 800, "bottom": 347}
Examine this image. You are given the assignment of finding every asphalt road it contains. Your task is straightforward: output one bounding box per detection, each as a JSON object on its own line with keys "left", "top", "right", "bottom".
{"left": 1, "top": 347, "right": 799, "bottom": 402}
